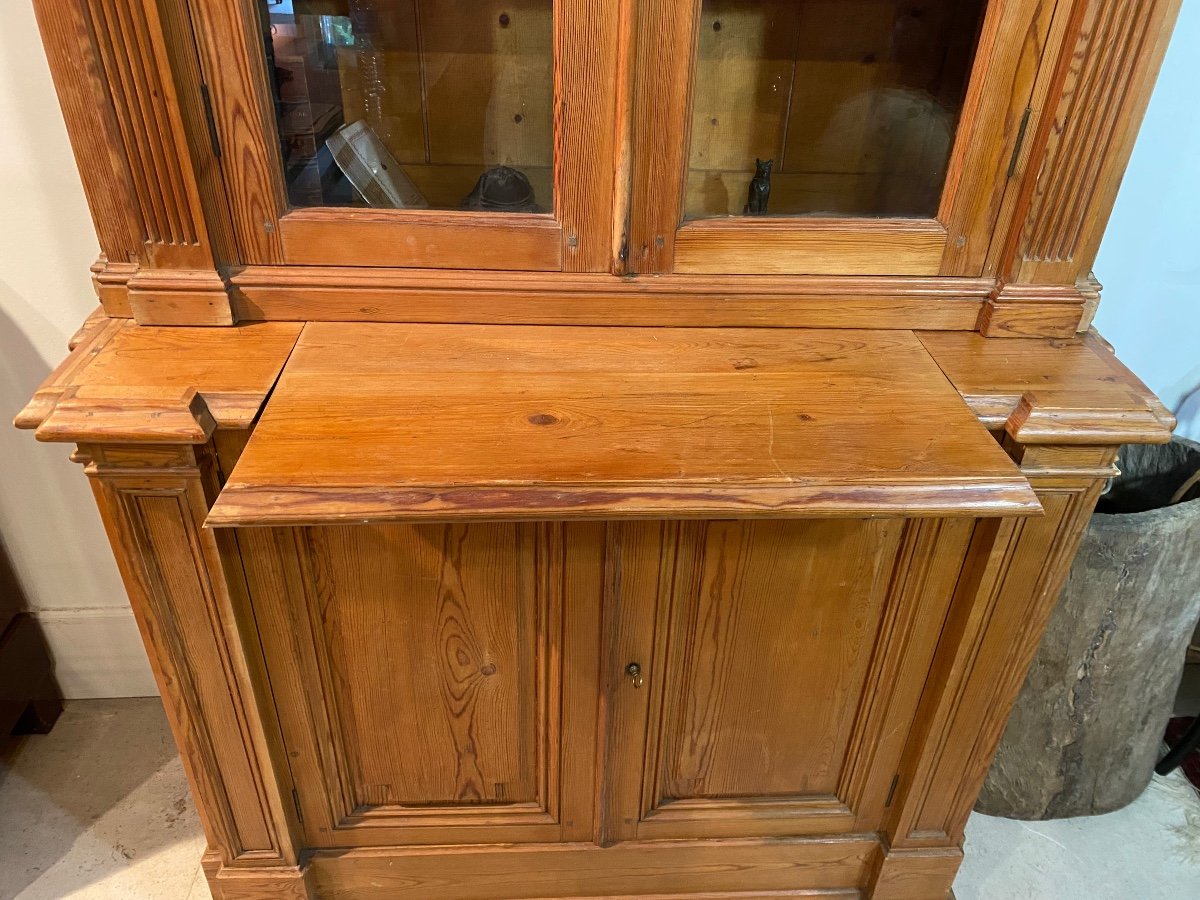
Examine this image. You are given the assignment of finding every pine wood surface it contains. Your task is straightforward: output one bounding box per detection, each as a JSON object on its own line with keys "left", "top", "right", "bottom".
{"left": 672, "top": 219, "right": 947, "bottom": 277}
{"left": 228, "top": 269, "right": 992, "bottom": 330}
{"left": 918, "top": 329, "right": 1176, "bottom": 439}
{"left": 208, "top": 323, "right": 1038, "bottom": 525}
{"left": 32, "top": 1, "right": 1183, "bottom": 335}
{"left": 18, "top": 0, "right": 1186, "bottom": 895}
{"left": 16, "top": 320, "right": 302, "bottom": 439}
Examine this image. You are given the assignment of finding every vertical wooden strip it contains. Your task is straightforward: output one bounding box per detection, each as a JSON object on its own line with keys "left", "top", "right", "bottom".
{"left": 32, "top": 0, "right": 145, "bottom": 263}
{"left": 186, "top": 0, "right": 288, "bottom": 263}
{"left": 884, "top": 458, "right": 1114, "bottom": 857}
{"left": 938, "top": 0, "right": 1057, "bottom": 275}
{"left": 83, "top": 445, "right": 300, "bottom": 870}
{"left": 117, "top": 0, "right": 192, "bottom": 244}
{"left": 89, "top": 0, "right": 171, "bottom": 245}
{"left": 156, "top": 0, "right": 239, "bottom": 264}
{"left": 82, "top": 0, "right": 218, "bottom": 268}
{"left": 557, "top": 0, "right": 621, "bottom": 271}
{"left": 597, "top": 521, "right": 675, "bottom": 844}
{"left": 842, "top": 518, "right": 977, "bottom": 832}
{"left": 626, "top": 0, "right": 700, "bottom": 273}
{"left": 1010, "top": 0, "right": 1182, "bottom": 283}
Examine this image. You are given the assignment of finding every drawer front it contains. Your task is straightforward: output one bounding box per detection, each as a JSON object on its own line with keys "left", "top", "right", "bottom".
{"left": 239, "top": 521, "right": 603, "bottom": 848}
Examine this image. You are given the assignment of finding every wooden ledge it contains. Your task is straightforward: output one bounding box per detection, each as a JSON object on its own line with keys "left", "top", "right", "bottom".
{"left": 209, "top": 478, "right": 1040, "bottom": 528}
{"left": 16, "top": 314, "right": 303, "bottom": 442}
{"left": 210, "top": 323, "right": 1039, "bottom": 526}
{"left": 15, "top": 310, "right": 127, "bottom": 431}
{"left": 36, "top": 387, "right": 216, "bottom": 445}
{"left": 918, "top": 330, "right": 1175, "bottom": 445}
{"left": 1008, "top": 390, "right": 1171, "bottom": 445}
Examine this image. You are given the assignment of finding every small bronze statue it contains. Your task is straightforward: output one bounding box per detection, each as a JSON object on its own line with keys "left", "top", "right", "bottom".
{"left": 744, "top": 158, "right": 773, "bottom": 216}
{"left": 462, "top": 166, "right": 539, "bottom": 213}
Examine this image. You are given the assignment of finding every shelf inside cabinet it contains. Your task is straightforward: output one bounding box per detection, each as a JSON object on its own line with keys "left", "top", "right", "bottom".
{"left": 207, "top": 324, "right": 1039, "bottom": 525}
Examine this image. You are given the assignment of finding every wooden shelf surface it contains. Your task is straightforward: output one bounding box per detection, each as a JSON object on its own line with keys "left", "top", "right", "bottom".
{"left": 208, "top": 324, "right": 1040, "bottom": 525}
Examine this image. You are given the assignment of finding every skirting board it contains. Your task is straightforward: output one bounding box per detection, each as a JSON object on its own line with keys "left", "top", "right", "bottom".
{"left": 33, "top": 607, "right": 157, "bottom": 698}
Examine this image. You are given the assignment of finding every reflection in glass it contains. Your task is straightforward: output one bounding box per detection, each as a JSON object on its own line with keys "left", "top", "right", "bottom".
{"left": 687, "top": 0, "right": 988, "bottom": 220}
{"left": 259, "top": 0, "right": 554, "bottom": 211}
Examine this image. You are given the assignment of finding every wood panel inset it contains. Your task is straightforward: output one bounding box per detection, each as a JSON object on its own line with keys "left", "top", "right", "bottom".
{"left": 300, "top": 523, "right": 542, "bottom": 810}
{"left": 240, "top": 520, "right": 603, "bottom": 848}
{"left": 653, "top": 519, "right": 904, "bottom": 803}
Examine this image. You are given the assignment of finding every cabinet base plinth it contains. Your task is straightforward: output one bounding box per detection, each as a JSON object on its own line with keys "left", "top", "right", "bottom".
{"left": 868, "top": 845, "right": 962, "bottom": 899}
{"left": 202, "top": 851, "right": 313, "bottom": 900}
{"left": 301, "top": 837, "right": 887, "bottom": 899}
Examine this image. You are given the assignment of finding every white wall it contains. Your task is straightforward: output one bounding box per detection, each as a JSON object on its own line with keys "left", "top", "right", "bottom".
{"left": 1094, "top": 0, "right": 1200, "bottom": 440}
{"left": 0, "top": 3, "right": 156, "bottom": 697}
{"left": 0, "top": 5, "right": 1195, "bottom": 698}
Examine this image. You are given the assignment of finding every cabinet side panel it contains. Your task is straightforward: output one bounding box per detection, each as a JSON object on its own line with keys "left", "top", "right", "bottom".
{"left": 84, "top": 444, "right": 299, "bottom": 868}
{"left": 878, "top": 446, "right": 1117, "bottom": 900}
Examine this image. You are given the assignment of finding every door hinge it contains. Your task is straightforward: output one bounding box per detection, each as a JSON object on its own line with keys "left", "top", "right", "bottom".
{"left": 291, "top": 787, "right": 304, "bottom": 824}
{"left": 200, "top": 82, "right": 222, "bottom": 160}
{"left": 885, "top": 773, "right": 900, "bottom": 808}
{"left": 1007, "top": 106, "right": 1033, "bottom": 178}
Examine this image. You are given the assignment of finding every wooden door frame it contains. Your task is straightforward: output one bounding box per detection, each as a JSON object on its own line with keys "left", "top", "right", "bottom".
{"left": 626, "top": 0, "right": 1059, "bottom": 277}
{"left": 187, "top": 0, "right": 620, "bottom": 272}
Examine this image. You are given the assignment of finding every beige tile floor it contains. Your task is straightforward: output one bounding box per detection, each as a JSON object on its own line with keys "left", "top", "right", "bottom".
{"left": 1, "top": 698, "right": 1198, "bottom": 899}
{"left": 0, "top": 700, "right": 211, "bottom": 900}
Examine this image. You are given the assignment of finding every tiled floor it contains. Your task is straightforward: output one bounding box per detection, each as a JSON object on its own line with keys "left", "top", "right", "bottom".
{"left": 1, "top": 699, "right": 1197, "bottom": 899}
{"left": 0, "top": 701, "right": 210, "bottom": 900}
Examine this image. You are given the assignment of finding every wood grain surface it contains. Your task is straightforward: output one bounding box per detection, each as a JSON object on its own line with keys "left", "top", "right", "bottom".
{"left": 237, "top": 520, "right": 603, "bottom": 848}
{"left": 209, "top": 323, "right": 1038, "bottom": 525}
{"left": 918, "top": 329, "right": 1176, "bottom": 440}
{"left": 17, "top": 321, "right": 303, "bottom": 440}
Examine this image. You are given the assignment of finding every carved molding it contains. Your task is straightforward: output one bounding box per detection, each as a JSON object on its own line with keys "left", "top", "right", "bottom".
{"left": 33, "top": 0, "right": 236, "bottom": 324}
{"left": 1012, "top": 0, "right": 1182, "bottom": 285}
{"left": 88, "top": 0, "right": 201, "bottom": 250}
{"left": 977, "top": 282, "right": 1088, "bottom": 338}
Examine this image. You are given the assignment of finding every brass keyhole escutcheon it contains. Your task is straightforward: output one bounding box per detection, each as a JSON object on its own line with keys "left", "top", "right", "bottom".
{"left": 625, "top": 662, "right": 644, "bottom": 688}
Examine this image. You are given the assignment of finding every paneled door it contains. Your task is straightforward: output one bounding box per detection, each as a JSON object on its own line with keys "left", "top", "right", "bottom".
{"left": 602, "top": 519, "right": 976, "bottom": 841}
{"left": 627, "top": 0, "right": 1053, "bottom": 276}
{"left": 238, "top": 521, "right": 603, "bottom": 847}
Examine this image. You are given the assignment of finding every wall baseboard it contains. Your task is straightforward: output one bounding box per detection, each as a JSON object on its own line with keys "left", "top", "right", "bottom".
{"left": 32, "top": 607, "right": 157, "bottom": 698}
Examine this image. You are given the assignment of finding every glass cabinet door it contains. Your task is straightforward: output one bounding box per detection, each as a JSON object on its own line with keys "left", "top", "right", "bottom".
{"left": 266, "top": 0, "right": 555, "bottom": 213}
{"left": 628, "top": 0, "right": 1048, "bottom": 276}
{"left": 211, "top": 0, "right": 617, "bottom": 271}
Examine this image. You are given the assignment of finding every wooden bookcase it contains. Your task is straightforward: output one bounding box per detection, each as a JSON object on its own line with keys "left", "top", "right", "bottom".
{"left": 18, "top": 1, "right": 1181, "bottom": 898}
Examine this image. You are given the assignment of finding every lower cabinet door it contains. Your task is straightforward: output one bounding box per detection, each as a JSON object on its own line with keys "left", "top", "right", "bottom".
{"left": 238, "top": 522, "right": 604, "bottom": 848}
{"left": 602, "top": 519, "right": 976, "bottom": 842}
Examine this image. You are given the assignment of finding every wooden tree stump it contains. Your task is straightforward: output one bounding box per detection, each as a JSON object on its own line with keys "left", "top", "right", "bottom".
{"left": 978, "top": 438, "right": 1200, "bottom": 820}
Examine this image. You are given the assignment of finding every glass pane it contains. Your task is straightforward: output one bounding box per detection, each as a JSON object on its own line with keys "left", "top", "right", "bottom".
{"left": 686, "top": 0, "right": 988, "bottom": 220}
{"left": 260, "top": 0, "right": 554, "bottom": 212}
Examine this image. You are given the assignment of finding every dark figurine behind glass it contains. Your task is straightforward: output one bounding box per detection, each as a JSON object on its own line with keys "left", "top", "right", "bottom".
{"left": 744, "top": 158, "right": 773, "bottom": 215}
